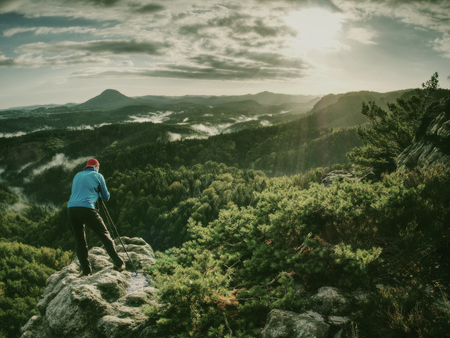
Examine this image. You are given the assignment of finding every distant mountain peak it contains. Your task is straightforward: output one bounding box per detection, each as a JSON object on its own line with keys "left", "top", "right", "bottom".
{"left": 77, "top": 89, "right": 140, "bottom": 110}
{"left": 101, "top": 89, "right": 124, "bottom": 95}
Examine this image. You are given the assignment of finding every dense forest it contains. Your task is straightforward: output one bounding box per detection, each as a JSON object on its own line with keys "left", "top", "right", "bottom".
{"left": 0, "top": 77, "right": 449, "bottom": 337}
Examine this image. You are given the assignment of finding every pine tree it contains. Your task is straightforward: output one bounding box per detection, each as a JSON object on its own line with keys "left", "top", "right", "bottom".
{"left": 347, "top": 72, "right": 439, "bottom": 173}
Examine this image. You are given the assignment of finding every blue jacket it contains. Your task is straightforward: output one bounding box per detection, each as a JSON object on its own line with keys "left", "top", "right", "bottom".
{"left": 68, "top": 167, "right": 110, "bottom": 209}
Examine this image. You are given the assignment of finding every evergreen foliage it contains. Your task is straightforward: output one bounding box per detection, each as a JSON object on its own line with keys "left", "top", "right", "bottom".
{"left": 347, "top": 73, "right": 440, "bottom": 173}
{"left": 1, "top": 114, "right": 361, "bottom": 207}
{"left": 22, "top": 162, "right": 269, "bottom": 252}
{"left": 0, "top": 241, "right": 73, "bottom": 338}
{"left": 146, "top": 164, "right": 450, "bottom": 337}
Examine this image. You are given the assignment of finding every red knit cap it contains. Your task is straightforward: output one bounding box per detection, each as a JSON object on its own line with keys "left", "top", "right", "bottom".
{"left": 86, "top": 158, "right": 100, "bottom": 167}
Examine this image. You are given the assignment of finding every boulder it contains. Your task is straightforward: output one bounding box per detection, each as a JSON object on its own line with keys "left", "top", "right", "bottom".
{"left": 261, "top": 309, "right": 330, "bottom": 338}
{"left": 397, "top": 96, "right": 450, "bottom": 169}
{"left": 308, "top": 287, "right": 350, "bottom": 316}
{"left": 20, "top": 237, "right": 158, "bottom": 338}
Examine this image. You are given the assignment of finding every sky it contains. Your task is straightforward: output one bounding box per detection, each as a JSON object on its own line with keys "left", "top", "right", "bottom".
{"left": 0, "top": 0, "right": 449, "bottom": 109}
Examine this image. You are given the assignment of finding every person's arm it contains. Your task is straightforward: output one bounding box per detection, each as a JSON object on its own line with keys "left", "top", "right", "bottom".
{"left": 98, "top": 174, "right": 110, "bottom": 202}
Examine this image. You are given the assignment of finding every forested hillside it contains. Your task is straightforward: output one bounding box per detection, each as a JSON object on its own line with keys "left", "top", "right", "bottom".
{"left": 146, "top": 164, "right": 450, "bottom": 337}
{"left": 1, "top": 79, "right": 449, "bottom": 337}
{"left": 1, "top": 107, "right": 363, "bottom": 207}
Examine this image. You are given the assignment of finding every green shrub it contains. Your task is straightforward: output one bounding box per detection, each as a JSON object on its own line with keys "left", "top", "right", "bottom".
{"left": 0, "top": 241, "right": 73, "bottom": 338}
{"left": 355, "top": 280, "right": 450, "bottom": 337}
{"left": 147, "top": 164, "right": 450, "bottom": 336}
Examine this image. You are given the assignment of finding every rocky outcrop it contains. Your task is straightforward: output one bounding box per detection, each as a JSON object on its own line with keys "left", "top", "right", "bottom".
{"left": 261, "top": 309, "right": 330, "bottom": 338}
{"left": 397, "top": 96, "right": 450, "bottom": 168}
{"left": 261, "top": 287, "right": 365, "bottom": 338}
{"left": 308, "top": 287, "right": 350, "bottom": 316}
{"left": 20, "top": 237, "right": 158, "bottom": 338}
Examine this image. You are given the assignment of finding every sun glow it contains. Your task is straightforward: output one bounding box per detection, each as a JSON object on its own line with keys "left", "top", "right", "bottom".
{"left": 284, "top": 8, "right": 344, "bottom": 52}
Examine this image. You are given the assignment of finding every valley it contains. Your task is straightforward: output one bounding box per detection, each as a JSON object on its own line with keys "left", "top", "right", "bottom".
{"left": 1, "top": 84, "right": 449, "bottom": 338}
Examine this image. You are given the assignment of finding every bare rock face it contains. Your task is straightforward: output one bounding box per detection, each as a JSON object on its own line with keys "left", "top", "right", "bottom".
{"left": 397, "top": 96, "right": 450, "bottom": 169}
{"left": 20, "top": 237, "right": 158, "bottom": 338}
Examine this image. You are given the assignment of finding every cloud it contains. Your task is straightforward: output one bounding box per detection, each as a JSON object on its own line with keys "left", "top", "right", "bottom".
{"left": 333, "top": 0, "right": 450, "bottom": 58}
{"left": 191, "top": 124, "right": 220, "bottom": 136}
{"left": 0, "top": 55, "right": 15, "bottom": 66}
{"left": 67, "top": 123, "right": 111, "bottom": 130}
{"left": 70, "top": 56, "right": 306, "bottom": 80}
{"left": 334, "top": 0, "right": 450, "bottom": 34}
{"left": 31, "top": 153, "right": 90, "bottom": 176}
{"left": 127, "top": 111, "right": 174, "bottom": 124}
{"left": 82, "top": 0, "right": 120, "bottom": 7}
{"left": 233, "top": 115, "right": 258, "bottom": 123}
{"left": 3, "top": 27, "right": 37, "bottom": 37}
{"left": 0, "top": 0, "right": 27, "bottom": 13}
{"left": 57, "top": 0, "right": 120, "bottom": 8}
{"left": 167, "top": 132, "right": 181, "bottom": 141}
{"left": 204, "top": 12, "right": 282, "bottom": 38}
{"left": 1, "top": 1, "right": 312, "bottom": 78}
{"left": 0, "top": 131, "right": 26, "bottom": 138}
{"left": 230, "top": 50, "right": 308, "bottom": 69}
{"left": 17, "top": 39, "right": 169, "bottom": 56}
{"left": 2, "top": 0, "right": 449, "bottom": 87}
{"left": 13, "top": 52, "right": 112, "bottom": 67}
{"left": 129, "top": 3, "right": 165, "bottom": 13}
{"left": 433, "top": 35, "right": 450, "bottom": 58}
{"left": 191, "top": 123, "right": 232, "bottom": 136}
{"left": 347, "top": 27, "right": 378, "bottom": 45}
{"left": 4, "top": 26, "right": 97, "bottom": 37}
{"left": 3, "top": 39, "right": 170, "bottom": 67}
{"left": 0, "top": 125, "right": 54, "bottom": 137}
{"left": 19, "top": 161, "right": 34, "bottom": 172}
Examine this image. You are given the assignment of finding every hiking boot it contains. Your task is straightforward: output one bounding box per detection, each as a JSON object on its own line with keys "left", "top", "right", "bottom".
{"left": 80, "top": 272, "right": 91, "bottom": 277}
{"left": 113, "top": 263, "right": 125, "bottom": 272}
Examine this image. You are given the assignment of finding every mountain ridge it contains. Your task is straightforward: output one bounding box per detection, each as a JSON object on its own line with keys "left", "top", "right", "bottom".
{"left": 2, "top": 90, "right": 319, "bottom": 112}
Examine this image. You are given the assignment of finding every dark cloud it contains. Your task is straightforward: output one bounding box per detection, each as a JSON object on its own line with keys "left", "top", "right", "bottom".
{"left": 66, "top": 0, "right": 120, "bottom": 8}
{"left": 255, "top": 0, "right": 341, "bottom": 12}
{"left": 81, "top": 40, "right": 168, "bottom": 55}
{"left": 131, "top": 3, "right": 164, "bottom": 13}
{"left": 43, "top": 54, "right": 110, "bottom": 66}
{"left": 0, "top": 53, "right": 111, "bottom": 67}
{"left": 189, "top": 54, "right": 259, "bottom": 73}
{"left": 0, "top": 56, "right": 15, "bottom": 66}
{"left": 252, "top": 20, "right": 281, "bottom": 37}
{"left": 19, "top": 39, "right": 170, "bottom": 55}
{"left": 179, "top": 12, "right": 284, "bottom": 39}
{"left": 99, "top": 66, "right": 302, "bottom": 80}
{"left": 211, "top": 13, "right": 282, "bottom": 37}
{"left": 178, "top": 23, "right": 205, "bottom": 36}
{"left": 71, "top": 53, "right": 306, "bottom": 81}
{"left": 162, "top": 54, "right": 305, "bottom": 80}
{"left": 232, "top": 51, "right": 308, "bottom": 69}
{"left": 0, "top": 0, "right": 15, "bottom": 10}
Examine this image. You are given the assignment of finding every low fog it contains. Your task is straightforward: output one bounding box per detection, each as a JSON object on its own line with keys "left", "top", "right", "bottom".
{"left": 32, "top": 154, "right": 91, "bottom": 177}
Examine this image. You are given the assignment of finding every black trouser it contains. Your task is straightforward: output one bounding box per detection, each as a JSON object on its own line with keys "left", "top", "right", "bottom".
{"left": 68, "top": 207, "right": 123, "bottom": 275}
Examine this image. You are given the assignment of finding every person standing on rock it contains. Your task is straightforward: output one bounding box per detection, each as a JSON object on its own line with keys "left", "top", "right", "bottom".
{"left": 67, "top": 158, "right": 125, "bottom": 276}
